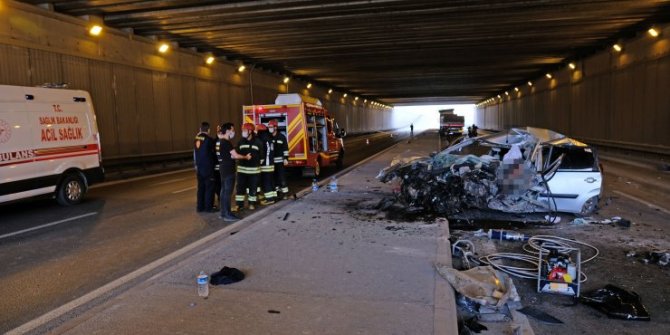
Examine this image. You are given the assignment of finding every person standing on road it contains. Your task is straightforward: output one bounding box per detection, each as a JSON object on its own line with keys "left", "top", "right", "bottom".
{"left": 234, "top": 123, "right": 263, "bottom": 211}
{"left": 268, "top": 119, "right": 290, "bottom": 199}
{"left": 257, "top": 124, "right": 277, "bottom": 205}
{"left": 216, "top": 123, "right": 251, "bottom": 221}
{"left": 193, "top": 121, "right": 216, "bottom": 212}
{"left": 410, "top": 123, "right": 414, "bottom": 137}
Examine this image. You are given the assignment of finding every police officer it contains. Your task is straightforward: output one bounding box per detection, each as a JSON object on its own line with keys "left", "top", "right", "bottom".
{"left": 234, "top": 123, "right": 263, "bottom": 211}
{"left": 256, "top": 124, "right": 277, "bottom": 205}
{"left": 268, "top": 119, "right": 290, "bottom": 199}
{"left": 193, "top": 121, "right": 216, "bottom": 212}
{"left": 216, "top": 123, "right": 251, "bottom": 221}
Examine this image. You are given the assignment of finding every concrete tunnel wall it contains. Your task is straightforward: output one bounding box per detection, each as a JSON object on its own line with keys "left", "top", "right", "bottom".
{"left": 0, "top": 1, "right": 393, "bottom": 160}
{"left": 475, "top": 23, "right": 670, "bottom": 155}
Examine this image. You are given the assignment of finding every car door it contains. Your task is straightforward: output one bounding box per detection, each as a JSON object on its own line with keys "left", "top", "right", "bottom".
{"left": 542, "top": 145, "right": 602, "bottom": 214}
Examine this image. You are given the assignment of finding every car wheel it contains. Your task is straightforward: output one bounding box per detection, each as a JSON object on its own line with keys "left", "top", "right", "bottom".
{"left": 56, "top": 173, "right": 86, "bottom": 206}
{"left": 580, "top": 196, "right": 599, "bottom": 216}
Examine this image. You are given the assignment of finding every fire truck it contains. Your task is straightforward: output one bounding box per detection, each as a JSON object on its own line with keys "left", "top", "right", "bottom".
{"left": 439, "top": 109, "right": 465, "bottom": 137}
{"left": 243, "top": 94, "right": 346, "bottom": 177}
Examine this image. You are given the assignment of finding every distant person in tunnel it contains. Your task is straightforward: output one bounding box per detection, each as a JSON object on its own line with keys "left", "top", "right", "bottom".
{"left": 216, "top": 123, "right": 250, "bottom": 221}
{"left": 410, "top": 123, "right": 414, "bottom": 137}
{"left": 194, "top": 121, "right": 216, "bottom": 212}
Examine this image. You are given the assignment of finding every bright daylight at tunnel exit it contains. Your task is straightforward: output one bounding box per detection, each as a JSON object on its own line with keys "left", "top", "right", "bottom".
{"left": 1, "top": 1, "right": 669, "bottom": 334}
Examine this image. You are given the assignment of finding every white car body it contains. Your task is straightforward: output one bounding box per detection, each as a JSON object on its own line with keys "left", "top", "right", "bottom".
{"left": 0, "top": 85, "right": 104, "bottom": 205}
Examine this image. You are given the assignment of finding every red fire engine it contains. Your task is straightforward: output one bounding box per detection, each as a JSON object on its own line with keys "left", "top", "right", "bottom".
{"left": 243, "top": 94, "right": 346, "bottom": 177}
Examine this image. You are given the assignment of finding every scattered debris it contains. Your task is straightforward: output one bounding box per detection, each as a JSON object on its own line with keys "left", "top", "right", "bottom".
{"left": 282, "top": 213, "right": 290, "bottom": 221}
{"left": 459, "top": 316, "right": 489, "bottom": 333}
{"left": 384, "top": 226, "right": 404, "bottom": 231}
{"left": 579, "top": 285, "right": 651, "bottom": 321}
{"left": 436, "top": 265, "right": 520, "bottom": 307}
{"left": 209, "top": 266, "right": 245, "bottom": 285}
{"left": 626, "top": 249, "right": 670, "bottom": 266}
{"left": 517, "top": 306, "right": 563, "bottom": 324}
{"left": 268, "top": 310, "right": 281, "bottom": 314}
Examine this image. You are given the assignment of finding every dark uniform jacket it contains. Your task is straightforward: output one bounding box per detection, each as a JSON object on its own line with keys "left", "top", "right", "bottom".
{"left": 194, "top": 132, "right": 216, "bottom": 176}
{"left": 236, "top": 135, "right": 263, "bottom": 174}
{"left": 258, "top": 131, "right": 274, "bottom": 170}
{"left": 271, "top": 132, "right": 289, "bottom": 164}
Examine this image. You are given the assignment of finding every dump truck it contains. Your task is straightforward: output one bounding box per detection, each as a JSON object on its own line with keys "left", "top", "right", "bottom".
{"left": 243, "top": 94, "right": 346, "bottom": 177}
{"left": 439, "top": 109, "right": 464, "bottom": 137}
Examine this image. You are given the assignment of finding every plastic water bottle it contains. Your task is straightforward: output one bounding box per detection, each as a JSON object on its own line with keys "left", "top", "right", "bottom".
{"left": 197, "top": 271, "right": 209, "bottom": 298}
{"left": 329, "top": 177, "right": 338, "bottom": 192}
{"left": 312, "top": 179, "right": 319, "bottom": 192}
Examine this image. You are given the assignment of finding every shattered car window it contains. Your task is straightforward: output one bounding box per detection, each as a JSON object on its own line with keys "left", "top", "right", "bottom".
{"left": 545, "top": 147, "right": 598, "bottom": 171}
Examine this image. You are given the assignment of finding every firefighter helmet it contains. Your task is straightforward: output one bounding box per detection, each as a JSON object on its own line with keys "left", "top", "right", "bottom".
{"left": 256, "top": 123, "right": 267, "bottom": 132}
{"left": 268, "top": 119, "right": 279, "bottom": 127}
{"left": 242, "top": 123, "right": 255, "bottom": 132}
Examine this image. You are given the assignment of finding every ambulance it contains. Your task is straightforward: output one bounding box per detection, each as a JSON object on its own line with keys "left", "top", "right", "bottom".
{"left": 243, "top": 94, "right": 346, "bottom": 177}
{"left": 0, "top": 84, "right": 104, "bottom": 205}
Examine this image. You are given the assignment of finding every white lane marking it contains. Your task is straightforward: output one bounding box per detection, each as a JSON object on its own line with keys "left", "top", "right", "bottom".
{"left": 0, "top": 212, "right": 98, "bottom": 240}
{"left": 172, "top": 186, "right": 196, "bottom": 194}
{"left": 152, "top": 177, "right": 188, "bottom": 186}
{"left": 612, "top": 190, "right": 670, "bottom": 216}
{"left": 91, "top": 168, "right": 193, "bottom": 189}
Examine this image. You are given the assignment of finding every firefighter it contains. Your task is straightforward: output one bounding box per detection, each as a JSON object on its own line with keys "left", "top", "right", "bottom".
{"left": 268, "top": 119, "right": 290, "bottom": 199}
{"left": 193, "top": 121, "right": 216, "bottom": 212}
{"left": 256, "top": 124, "right": 277, "bottom": 205}
{"left": 234, "top": 123, "right": 263, "bottom": 211}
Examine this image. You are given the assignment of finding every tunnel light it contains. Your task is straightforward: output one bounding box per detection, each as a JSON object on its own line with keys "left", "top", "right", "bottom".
{"left": 504, "top": 91, "right": 509, "bottom": 96}
{"left": 514, "top": 87, "right": 519, "bottom": 92}
{"left": 568, "top": 62, "right": 576, "bottom": 70}
{"left": 283, "top": 77, "right": 290, "bottom": 84}
{"left": 343, "top": 93, "right": 348, "bottom": 98}
{"left": 237, "top": 64, "right": 246, "bottom": 72}
{"left": 648, "top": 28, "right": 660, "bottom": 37}
{"left": 364, "top": 99, "right": 367, "bottom": 103}
{"left": 545, "top": 73, "right": 552, "bottom": 79}
{"left": 354, "top": 96, "right": 359, "bottom": 101}
{"left": 328, "top": 89, "right": 333, "bottom": 94}
{"left": 497, "top": 94, "right": 501, "bottom": 99}
{"left": 158, "top": 43, "right": 170, "bottom": 53}
{"left": 527, "top": 81, "right": 533, "bottom": 86}
{"left": 612, "top": 44, "right": 622, "bottom": 52}
{"left": 89, "top": 25, "right": 103, "bottom": 36}
{"left": 205, "top": 56, "right": 215, "bottom": 65}
{"left": 306, "top": 83, "right": 312, "bottom": 89}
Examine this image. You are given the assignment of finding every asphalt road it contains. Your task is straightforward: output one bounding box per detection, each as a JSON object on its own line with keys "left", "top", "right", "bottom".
{"left": 0, "top": 131, "right": 406, "bottom": 333}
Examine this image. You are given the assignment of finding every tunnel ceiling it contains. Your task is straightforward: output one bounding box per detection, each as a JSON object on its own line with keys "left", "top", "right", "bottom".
{"left": 20, "top": 0, "right": 670, "bottom": 105}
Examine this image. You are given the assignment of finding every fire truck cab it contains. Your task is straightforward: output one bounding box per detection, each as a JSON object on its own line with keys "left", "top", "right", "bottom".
{"left": 243, "top": 94, "right": 345, "bottom": 177}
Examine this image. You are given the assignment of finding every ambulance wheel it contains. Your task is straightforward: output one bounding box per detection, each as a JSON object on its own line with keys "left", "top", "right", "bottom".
{"left": 336, "top": 150, "right": 344, "bottom": 169}
{"left": 56, "top": 173, "right": 86, "bottom": 206}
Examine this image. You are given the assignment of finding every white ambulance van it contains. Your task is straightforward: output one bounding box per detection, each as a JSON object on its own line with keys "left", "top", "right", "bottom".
{"left": 0, "top": 84, "right": 104, "bottom": 205}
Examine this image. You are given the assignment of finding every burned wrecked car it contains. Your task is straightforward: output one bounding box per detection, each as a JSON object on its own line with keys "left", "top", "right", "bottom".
{"left": 377, "top": 127, "right": 602, "bottom": 216}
